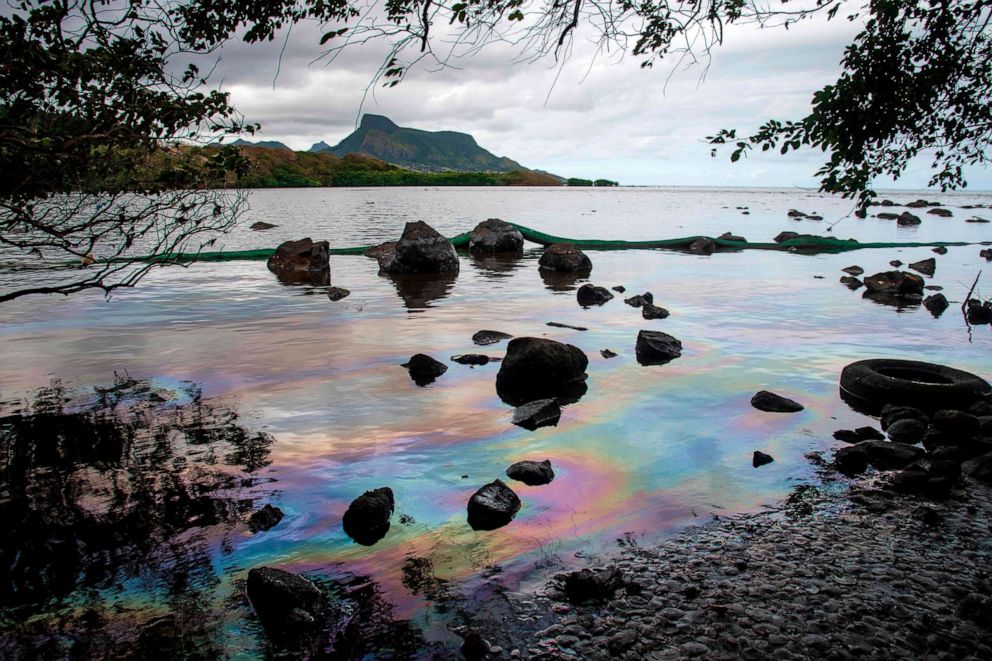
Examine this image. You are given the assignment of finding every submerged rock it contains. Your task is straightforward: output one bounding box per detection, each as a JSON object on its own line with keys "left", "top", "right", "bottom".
{"left": 751, "top": 390, "right": 804, "bottom": 413}
{"left": 246, "top": 567, "right": 325, "bottom": 638}
{"left": 642, "top": 303, "right": 670, "bottom": 320}
{"left": 928, "top": 208, "right": 953, "bottom": 217}
{"left": 967, "top": 299, "right": 992, "bottom": 325}
{"left": 451, "top": 354, "right": 493, "bottom": 366}
{"left": 562, "top": 566, "right": 624, "bottom": 603}
{"left": 924, "top": 293, "right": 949, "bottom": 317}
{"left": 601, "top": 349, "right": 618, "bottom": 359}
{"left": 576, "top": 284, "right": 614, "bottom": 307}
{"left": 326, "top": 286, "right": 350, "bottom": 301}
{"left": 897, "top": 212, "right": 922, "bottom": 226}
{"left": 267, "top": 238, "right": 330, "bottom": 285}
{"left": 473, "top": 330, "right": 513, "bottom": 346}
{"left": 635, "top": 330, "right": 683, "bottom": 365}
{"left": 467, "top": 480, "right": 521, "bottom": 530}
{"left": 863, "top": 271, "right": 925, "bottom": 297}
{"left": 342, "top": 487, "right": 394, "bottom": 545}
{"left": 842, "top": 265, "right": 864, "bottom": 276}
{"left": 468, "top": 218, "right": 524, "bottom": 254}
{"left": 718, "top": 232, "right": 747, "bottom": 243}
{"left": 753, "top": 451, "right": 775, "bottom": 468}
{"left": 248, "top": 504, "right": 285, "bottom": 533}
{"left": 495, "top": 337, "right": 589, "bottom": 405}
{"left": 840, "top": 276, "right": 864, "bottom": 290}
{"left": 624, "top": 293, "right": 654, "bottom": 308}
{"left": 379, "top": 221, "right": 460, "bottom": 274}
{"left": 402, "top": 354, "right": 447, "bottom": 386}
{"left": 909, "top": 258, "right": 936, "bottom": 276}
{"left": 251, "top": 221, "right": 278, "bottom": 231}
{"left": 933, "top": 246, "right": 948, "bottom": 254}
{"left": 512, "top": 399, "right": 561, "bottom": 430}
{"left": 505, "top": 459, "right": 555, "bottom": 485}
{"left": 612, "top": 285, "right": 627, "bottom": 293}
{"left": 689, "top": 237, "right": 716, "bottom": 255}
{"left": 539, "top": 243, "right": 592, "bottom": 273}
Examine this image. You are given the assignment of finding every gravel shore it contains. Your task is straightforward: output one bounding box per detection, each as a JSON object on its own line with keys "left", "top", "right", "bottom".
{"left": 486, "top": 478, "right": 992, "bottom": 660}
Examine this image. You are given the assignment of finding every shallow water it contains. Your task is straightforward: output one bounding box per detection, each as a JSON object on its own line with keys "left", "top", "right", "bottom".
{"left": 2, "top": 186, "right": 991, "bottom": 657}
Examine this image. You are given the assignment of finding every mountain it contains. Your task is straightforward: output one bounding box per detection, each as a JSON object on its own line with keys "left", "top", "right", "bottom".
{"left": 230, "top": 138, "right": 291, "bottom": 150}
{"left": 314, "top": 114, "right": 529, "bottom": 173}
{"left": 309, "top": 140, "right": 333, "bottom": 153}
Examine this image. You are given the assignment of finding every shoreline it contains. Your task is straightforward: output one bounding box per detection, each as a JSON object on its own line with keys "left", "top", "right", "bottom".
{"left": 478, "top": 476, "right": 992, "bottom": 659}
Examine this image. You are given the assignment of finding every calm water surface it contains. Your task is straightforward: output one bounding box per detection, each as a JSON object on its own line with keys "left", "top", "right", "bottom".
{"left": 2, "top": 186, "right": 991, "bottom": 657}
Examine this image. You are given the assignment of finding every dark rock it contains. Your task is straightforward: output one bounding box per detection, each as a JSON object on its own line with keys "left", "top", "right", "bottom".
{"left": 467, "top": 480, "right": 521, "bottom": 530}
{"left": 468, "top": 218, "right": 524, "bottom": 254}
{"left": 401, "top": 354, "right": 447, "bottom": 386}
{"left": 495, "top": 337, "right": 588, "bottom": 405}
{"left": 267, "top": 238, "right": 330, "bottom": 285}
{"left": 601, "top": 349, "right": 618, "bottom": 359}
{"left": 963, "top": 452, "right": 992, "bottom": 483}
{"left": 342, "top": 487, "right": 394, "bottom": 545}
{"left": 787, "top": 209, "right": 807, "bottom": 218}
{"left": 855, "top": 426, "right": 886, "bottom": 441}
{"left": 933, "top": 246, "right": 948, "bottom": 254}
{"left": 842, "top": 265, "right": 864, "bottom": 276}
{"left": 879, "top": 199, "right": 896, "bottom": 206}
{"left": 774, "top": 231, "right": 800, "bottom": 243}
{"left": 379, "top": 221, "right": 460, "bottom": 274}
{"left": 980, "top": 417, "right": 992, "bottom": 436}
{"left": 562, "top": 567, "right": 624, "bottom": 603}
{"left": 635, "top": 330, "right": 683, "bottom": 365}
{"left": 612, "top": 285, "right": 626, "bottom": 292}
{"left": 927, "top": 208, "right": 953, "bottom": 217}
{"left": 888, "top": 470, "right": 952, "bottom": 498}
{"left": 642, "top": 303, "right": 670, "bottom": 320}
{"left": 752, "top": 451, "right": 774, "bottom": 467}
{"left": 840, "top": 276, "right": 864, "bottom": 290}
{"left": 364, "top": 241, "right": 396, "bottom": 260}
{"left": 982, "top": 248, "right": 992, "bottom": 260}
{"left": 862, "top": 271, "right": 925, "bottom": 297}
{"left": 833, "top": 429, "right": 861, "bottom": 444}
{"left": 967, "top": 299, "right": 992, "bottom": 324}
{"left": 473, "top": 330, "right": 512, "bottom": 346}
{"left": 907, "top": 458, "right": 961, "bottom": 480}
{"left": 806, "top": 214, "right": 823, "bottom": 220}
{"left": 718, "top": 232, "right": 747, "bottom": 243}
{"left": 970, "top": 218, "right": 992, "bottom": 224}
{"left": 326, "top": 286, "right": 350, "bottom": 301}
{"left": 908, "top": 258, "right": 936, "bottom": 276}
{"left": 860, "top": 440, "right": 925, "bottom": 470}
{"left": 511, "top": 399, "right": 561, "bottom": 430}
{"left": 576, "top": 284, "right": 614, "bottom": 307}
{"left": 689, "top": 237, "right": 716, "bottom": 255}
{"left": 248, "top": 504, "right": 284, "bottom": 533}
{"left": 923, "top": 293, "right": 949, "bottom": 317}
{"left": 451, "top": 354, "right": 492, "bottom": 366}
{"left": 624, "top": 293, "right": 654, "bottom": 308}
{"left": 897, "top": 212, "right": 921, "bottom": 226}
{"left": 460, "top": 631, "right": 492, "bottom": 660}
{"left": 505, "top": 459, "right": 555, "bottom": 485}
{"left": 932, "top": 410, "right": 980, "bottom": 437}
{"left": 889, "top": 260, "right": 903, "bottom": 267}
{"left": 751, "top": 390, "right": 804, "bottom": 413}
{"left": 880, "top": 405, "right": 929, "bottom": 430}
{"left": 970, "top": 401, "right": 992, "bottom": 416}
{"left": 834, "top": 445, "right": 870, "bottom": 475}
{"left": 906, "top": 199, "right": 931, "bottom": 208}
{"left": 546, "top": 321, "right": 588, "bottom": 331}
{"left": 246, "top": 567, "right": 325, "bottom": 639}
{"left": 886, "top": 418, "right": 926, "bottom": 444}
{"left": 538, "top": 243, "right": 592, "bottom": 273}
{"left": 925, "top": 285, "right": 944, "bottom": 290}
{"left": 251, "top": 221, "right": 278, "bottom": 231}
{"left": 877, "top": 212, "right": 900, "bottom": 220}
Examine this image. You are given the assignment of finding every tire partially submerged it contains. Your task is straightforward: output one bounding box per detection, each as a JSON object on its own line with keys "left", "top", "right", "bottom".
{"left": 840, "top": 359, "right": 991, "bottom": 413}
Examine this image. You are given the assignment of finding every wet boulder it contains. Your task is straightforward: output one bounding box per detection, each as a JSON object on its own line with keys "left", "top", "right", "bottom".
{"left": 248, "top": 504, "right": 285, "bottom": 533}
{"left": 881, "top": 405, "right": 930, "bottom": 431}
{"left": 841, "top": 276, "right": 864, "bottom": 290}
{"left": 642, "top": 303, "right": 670, "bottom": 320}
{"left": 886, "top": 418, "right": 926, "bottom": 444}
{"left": 469, "top": 218, "right": 524, "bottom": 254}
{"left": 719, "top": 232, "right": 747, "bottom": 243}
{"left": 752, "top": 451, "right": 775, "bottom": 467}
{"left": 342, "top": 487, "right": 394, "bottom": 545}
{"left": 267, "top": 238, "right": 330, "bottom": 285}
{"left": 601, "top": 349, "right": 618, "bottom": 359}
{"left": 928, "top": 208, "right": 953, "bottom": 217}
{"left": 924, "top": 293, "right": 949, "bottom": 317}
{"left": 495, "top": 337, "right": 588, "bottom": 405}
{"left": 467, "top": 480, "right": 521, "bottom": 530}
{"left": 860, "top": 440, "right": 926, "bottom": 470}
{"left": 933, "top": 246, "right": 948, "bottom": 254}
{"left": 863, "top": 271, "right": 925, "bottom": 298}
{"left": 624, "top": 292, "right": 654, "bottom": 308}
{"left": 909, "top": 258, "right": 936, "bottom": 277}
{"left": 751, "top": 390, "right": 804, "bottom": 413}
{"left": 834, "top": 445, "right": 870, "bottom": 475}
{"left": 932, "top": 410, "right": 980, "bottom": 437}
{"left": 897, "top": 212, "right": 922, "bottom": 226}
{"left": 505, "top": 459, "right": 555, "bottom": 486}
{"left": 451, "top": 354, "right": 493, "bottom": 366}
{"left": 473, "top": 330, "right": 513, "bottom": 346}
{"left": 635, "top": 330, "right": 683, "bottom": 365}
{"left": 842, "top": 266, "right": 864, "bottom": 276}
{"left": 774, "top": 231, "right": 800, "bottom": 243}
{"left": 246, "top": 567, "right": 325, "bottom": 639}
{"left": 562, "top": 567, "right": 624, "bottom": 603}
{"left": 689, "top": 237, "right": 716, "bottom": 255}
{"left": 460, "top": 631, "right": 492, "bottom": 661}
{"left": 512, "top": 398, "right": 561, "bottom": 430}
{"left": 576, "top": 284, "right": 614, "bottom": 307}
{"left": 538, "top": 243, "right": 592, "bottom": 273}
{"left": 877, "top": 212, "right": 900, "bottom": 220}
{"left": 402, "top": 354, "right": 447, "bottom": 386}
{"left": 326, "top": 286, "right": 350, "bottom": 301}
{"left": 962, "top": 452, "right": 992, "bottom": 483}
{"left": 379, "top": 221, "right": 460, "bottom": 274}
{"left": 967, "top": 299, "right": 992, "bottom": 325}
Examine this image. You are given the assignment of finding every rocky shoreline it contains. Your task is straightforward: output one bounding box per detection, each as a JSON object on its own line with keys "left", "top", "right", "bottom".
{"left": 477, "top": 477, "right": 992, "bottom": 660}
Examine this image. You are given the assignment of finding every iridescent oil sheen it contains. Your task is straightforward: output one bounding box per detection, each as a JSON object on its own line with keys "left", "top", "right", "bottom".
{"left": 1, "top": 187, "right": 990, "bottom": 656}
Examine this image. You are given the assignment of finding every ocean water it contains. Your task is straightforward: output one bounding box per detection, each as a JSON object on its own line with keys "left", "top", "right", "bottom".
{"left": 1, "top": 186, "right": 991, "bottom": 657}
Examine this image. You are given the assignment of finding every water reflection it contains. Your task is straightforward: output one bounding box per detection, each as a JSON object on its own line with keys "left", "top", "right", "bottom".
{"left": 272, "top": 268, "right": 331, "bottom": 287}
{"left": 862, "top": 290, "right": 923, "bottom": 310}
{"left": 469, "top": 253, "right": 525, "bottom": 279}
{"left": 383, "top": 271, "right": 458, "bottom": 310}
{"left": 0, "top": 376, "right": 272, "bottom": 655}
{"left": 539, "top": 268, "right": 589, "bottom": 292}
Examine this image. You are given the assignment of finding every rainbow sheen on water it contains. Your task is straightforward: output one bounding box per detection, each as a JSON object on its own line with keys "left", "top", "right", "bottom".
{"left": 1, "top": 187, "right": 991, "bottom": 656}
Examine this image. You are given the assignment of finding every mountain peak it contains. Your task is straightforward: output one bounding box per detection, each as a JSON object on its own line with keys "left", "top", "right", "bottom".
{"left": 359, "top": 114, "right": 399, "bottom": 133}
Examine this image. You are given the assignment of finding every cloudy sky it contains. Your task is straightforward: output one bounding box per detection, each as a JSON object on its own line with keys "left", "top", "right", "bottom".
{"left": 206, "top": 10, "right": 992, "bottom": 190}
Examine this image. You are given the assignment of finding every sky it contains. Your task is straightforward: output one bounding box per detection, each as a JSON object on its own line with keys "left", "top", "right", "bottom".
{"left": 204, "top": 8, "right": 992, "bottom": 190}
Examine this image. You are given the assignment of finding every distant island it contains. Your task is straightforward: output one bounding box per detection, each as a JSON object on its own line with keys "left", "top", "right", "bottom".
{"left": 206, "top": 115, "right": 619, "bottom": 188}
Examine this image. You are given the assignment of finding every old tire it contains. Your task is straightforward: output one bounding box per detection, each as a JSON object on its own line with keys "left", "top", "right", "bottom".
{"left": 840, "top": 359, "right": 991, "bottom": 412}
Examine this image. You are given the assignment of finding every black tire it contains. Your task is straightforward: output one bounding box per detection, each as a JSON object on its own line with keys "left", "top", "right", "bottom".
{"left": 840, "top": 359, "right": 992, "bottom": 412}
